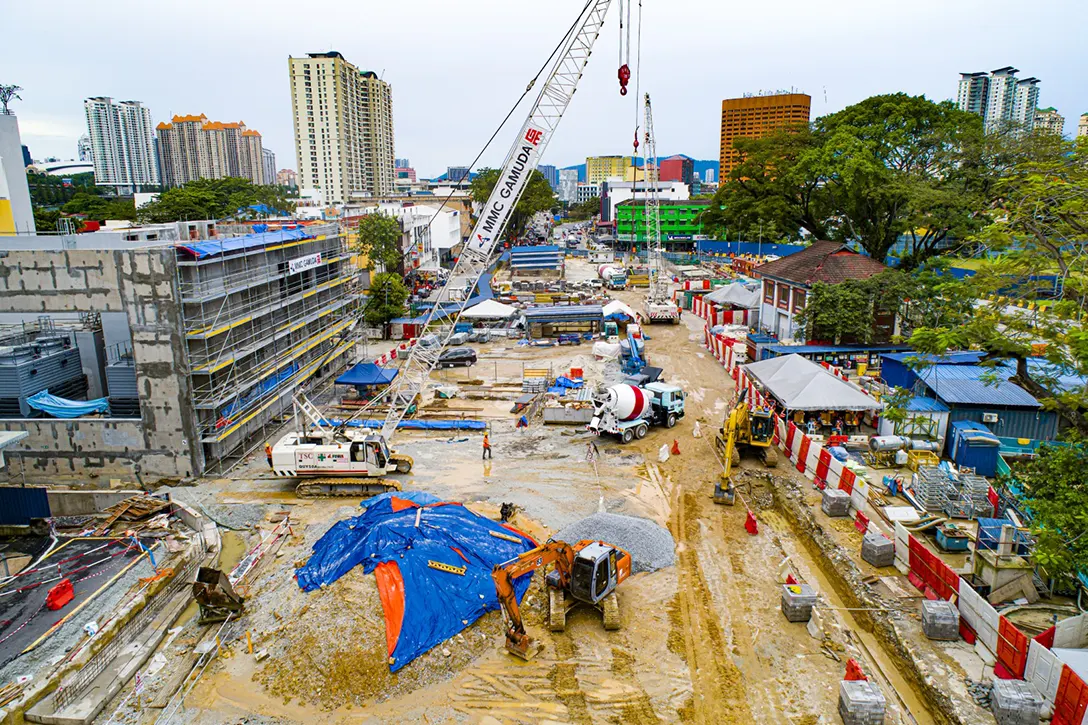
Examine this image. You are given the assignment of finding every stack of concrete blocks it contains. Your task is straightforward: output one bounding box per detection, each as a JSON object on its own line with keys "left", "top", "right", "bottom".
{"left": 821, "top": 487, "right": 851, "bottom": 517}
{"left": 861, "top": 532, "right": 895, "bottom": 568}
{"left": 990, "top": 679, "right": 1042, "bottom": 725}
{"left": 921, "top": 600, "right": 960, "bottom": 641}
{"left": 838, "top": 680, "right": 886, "bottom": 725}
{"left": 781, "top": 583, "right": 817, "bottom": 623}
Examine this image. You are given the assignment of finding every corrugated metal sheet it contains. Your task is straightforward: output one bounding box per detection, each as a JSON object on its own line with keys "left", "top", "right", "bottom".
{"left": 947, "top": 407, "right": 1059, "bottom": 443}
{"left": 918, "top": 366, "right": 1041, "bottom": 408}
{"left": 906, "top": 396, "right": 949, "bottom": 413}
{"left": 882, "top": 351, "right": 984, "bottom": 365}
{"left": 0, "top": 487, "right": 50, "bottom": 525}
{"left": 880, "top": 357, "right": 918, "bottom": 391}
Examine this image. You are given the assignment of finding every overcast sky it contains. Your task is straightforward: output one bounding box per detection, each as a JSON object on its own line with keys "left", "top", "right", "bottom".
{"left": 4, "top": 0, "right": 1085, "bottom": 179}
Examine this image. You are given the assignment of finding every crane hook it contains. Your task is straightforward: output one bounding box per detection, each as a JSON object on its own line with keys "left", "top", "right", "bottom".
{"left": 618, "top": 64, "right": 630, "bottom": 96}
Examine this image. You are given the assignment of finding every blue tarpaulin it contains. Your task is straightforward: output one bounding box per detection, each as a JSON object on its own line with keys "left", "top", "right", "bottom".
{"left": 315, "top": 418, "right": 487, "bottom": 431}
{"left": 295, "top": 496, "right": 537, "bottom": 671}
{"left": 222, "top": 362, "right": 299, "bottom": 418}
{"left": 176, "top": 228, "right": 310, "bottom": 260}
{"left": 335, "top": 363, "right": 398, "bottom": 387}
{"left": 27, "top": 391, "right": 109, "bottom": 418}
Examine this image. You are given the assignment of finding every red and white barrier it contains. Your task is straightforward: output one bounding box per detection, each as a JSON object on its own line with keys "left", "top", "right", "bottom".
{"left": 373, "top": 338, "right": 417, "bottom": 366}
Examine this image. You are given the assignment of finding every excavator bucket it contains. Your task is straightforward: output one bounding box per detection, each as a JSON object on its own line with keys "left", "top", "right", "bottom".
{"left": 192, "top": 567, "right": 244, "bottom": 624}
{"left": 505, "top": 631, "right": 544, "bottom": 661}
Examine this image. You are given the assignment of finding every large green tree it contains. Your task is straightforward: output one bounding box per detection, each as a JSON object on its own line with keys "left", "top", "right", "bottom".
{"left": 566, "top": 197, "right": 600, "bottom": 221}
{"left": 909, "top": 138, "right": 1088, "bottom": 436}
{"left": 355, "top": 213, "right": 404, "bottom": 272}
{"left": 364, "top": 272, "right": 410, "bottom": 332}
{"left": 62, "top": 191, "right": 137, "bottom": 221}
{"left": 469, "top": 168, "right": 556, "bottom": 242}
{"left": 1011, "top": 443, "right": 1088, "bottom": 580}
{"left": 702, "top": 94, "right": 989, "bottom": 266}
{"left": 137, "top": 178, "right": 294, "bottom": 223}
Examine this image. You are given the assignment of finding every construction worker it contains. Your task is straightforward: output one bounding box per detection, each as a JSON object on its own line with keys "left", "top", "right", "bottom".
{"left": 482, "top": 432, "right": 493, "bottom": 460}
{"left": 265, "top": 444, "right": 273, "bottom": 468}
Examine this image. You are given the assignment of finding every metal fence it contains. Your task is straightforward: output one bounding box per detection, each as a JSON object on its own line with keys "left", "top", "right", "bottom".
{"left": 52, "top": 551, "right": 202, "bottom": 712}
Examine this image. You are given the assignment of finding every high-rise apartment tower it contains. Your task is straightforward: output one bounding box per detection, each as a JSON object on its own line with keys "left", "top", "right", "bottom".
{"left": 719, "top": 93, "right": 810, "bottom": 179}
{"left": 83, "top": 97, "right": 160, "bottom": 191}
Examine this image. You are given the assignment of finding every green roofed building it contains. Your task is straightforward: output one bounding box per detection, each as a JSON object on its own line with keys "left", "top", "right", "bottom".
{"left": 615, "top": 199, "right": 711, "bottom": 251}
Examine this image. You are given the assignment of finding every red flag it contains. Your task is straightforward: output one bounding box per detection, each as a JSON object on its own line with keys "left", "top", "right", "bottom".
{"left": 744, "top": 510, "right": 758, "bottom": 535}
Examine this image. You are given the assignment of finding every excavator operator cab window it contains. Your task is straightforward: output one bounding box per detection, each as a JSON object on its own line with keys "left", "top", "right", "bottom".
{"left": 351, "top": 442, "right": 366, "bottom": 462}
{"left": 369, "top": 442, "right": 387, "bottom": 468}
{"left": 570, "top": 557, "right": 595, "bottom": 602}
{"left": 592, "top": 556, "right": 610, "bottom": 600}
{"left": 751, "top": 414, "right": 774, "bottom": 443}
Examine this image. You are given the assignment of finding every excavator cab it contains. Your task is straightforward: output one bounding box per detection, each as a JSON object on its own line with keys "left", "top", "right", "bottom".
{"left": 749, "top": 408, "right": 775, "bottom": 445}
{"left": 567, "top": 543, "right": 618, "bottom": 604}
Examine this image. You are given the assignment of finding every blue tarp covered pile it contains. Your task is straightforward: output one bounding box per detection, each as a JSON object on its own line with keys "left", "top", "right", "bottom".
{"left": 27, "top": 391, "right": 109, "bottom": 418}
{"left": 547, "top": 375, "right": 584, "bottom": 395}
{"left": 296, "top": 494, "right": 537, "bottom": 671}
{"left": 176, "top": 228, "right": 310, "bottom": 260}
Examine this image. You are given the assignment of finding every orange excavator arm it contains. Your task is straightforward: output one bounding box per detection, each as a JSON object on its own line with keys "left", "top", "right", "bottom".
{"left": 492, "top": 541, "right": 575, "bottom": 654}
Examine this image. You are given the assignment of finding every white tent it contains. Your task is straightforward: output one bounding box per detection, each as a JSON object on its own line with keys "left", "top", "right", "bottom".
{"left": 602, "top": 300, "right": 639, "bottom": 320}
{"left": 705, "top": 282, "right": 760, "bottom": 309}
{"left": 461, "top": 299, "right": 518, "bottom": 319}
{"left": 743, "top": 354, "right": 883, "bottom": 411}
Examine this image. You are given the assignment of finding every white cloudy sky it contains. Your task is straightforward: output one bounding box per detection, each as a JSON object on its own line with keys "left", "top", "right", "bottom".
{"left": 3, "top": 0, "right": 1085, "bottom": 178}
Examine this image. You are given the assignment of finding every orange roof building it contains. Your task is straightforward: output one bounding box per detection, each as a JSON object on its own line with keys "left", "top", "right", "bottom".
{"left": 156, "top": 114, "right": 266, "bottom": 187}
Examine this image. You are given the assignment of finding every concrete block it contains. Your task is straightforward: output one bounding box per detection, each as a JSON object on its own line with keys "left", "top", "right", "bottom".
{"left": 991, "top": 679, "right": 1042, "bottom": 725}
{"left": 921, "top": 600, "right": 960, "bottom": 641}
{"left": 838, "top": 679, "right": 885, "bottom": 725}
{"left": 781, "top": 583, "right": 817, "bottom": 623}
{"left": 861, "top": 533, "right": 895, "bottom": 568}
{"left": 821, "top": 487, "right": 851, "bottom": 517}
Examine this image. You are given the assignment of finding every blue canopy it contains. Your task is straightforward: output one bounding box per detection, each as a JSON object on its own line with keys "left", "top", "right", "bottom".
{"left": 335, "top": 362, "right": 398, "bottom": 387}
{"left": 296, "top": 496, "right": 537, "bottom": 671}
{"left": 27, "top": 391, "right": 109, "bottom": 418}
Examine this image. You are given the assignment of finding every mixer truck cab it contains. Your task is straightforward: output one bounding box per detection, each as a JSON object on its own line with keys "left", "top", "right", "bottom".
{"left": 644, "top": 382, "right": 685, "bottom": 428}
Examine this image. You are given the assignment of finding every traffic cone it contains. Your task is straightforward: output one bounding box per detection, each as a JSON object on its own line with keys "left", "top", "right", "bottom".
{"left": 785, "top": 573, "right": 797, "bottom": 585}
{"left": 844, "top": 658, "right": 867, "bottom": 681}
{"left": 744, "top": 510, "right": 758, "bottom": 535}
{"left": 670, "top": 440, "right": 681, "bottom": 456}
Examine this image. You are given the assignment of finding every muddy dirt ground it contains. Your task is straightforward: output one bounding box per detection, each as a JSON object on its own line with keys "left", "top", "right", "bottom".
{"left": 99, "top": 260, "right": 979, "bottom": 724}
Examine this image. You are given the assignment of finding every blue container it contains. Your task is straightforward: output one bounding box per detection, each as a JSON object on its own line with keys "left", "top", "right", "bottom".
{"left": 948, "top": 420, "right": 1000, "bottom": 477}
{"left": 936, "top": 525, "right": 971, "bottom": 552}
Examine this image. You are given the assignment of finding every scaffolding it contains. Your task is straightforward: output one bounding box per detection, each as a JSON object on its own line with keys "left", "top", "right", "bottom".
{"left": 174, "top": 223, "right": 361, "bottom": 470}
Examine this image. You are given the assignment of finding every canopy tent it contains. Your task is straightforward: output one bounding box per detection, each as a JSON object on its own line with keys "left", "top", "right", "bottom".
{"left": 705, "top": 282, "right": 760, "bottom": 309}
{"left": 602, "top": 300, "right": 639, "bottom": 321}
{"left": 335, "top": 362, "right": 398, "bottom": 387}
{"left": 743, "top": 354, "right": 883, "bottom": 412}
{"left": 460, "top": 299, "right": 517, "bottom": 320}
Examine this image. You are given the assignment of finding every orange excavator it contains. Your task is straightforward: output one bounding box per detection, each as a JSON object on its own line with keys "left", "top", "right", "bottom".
{"left": 491, "top": 540, "right": 632, "bottom": 660}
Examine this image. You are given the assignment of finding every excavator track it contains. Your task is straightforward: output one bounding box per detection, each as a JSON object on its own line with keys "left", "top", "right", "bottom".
{"left": 549, "top": 588, "right": 567, "bottom": 632}
{"left": 761, "top": 446, "right": 778, "bottom": 468}
{"left": 601, "top": 592, "right": 621, "bottom": 630}
{"left": 390, "top": 454, "right": 414, "bottom": 474}
{"left": 295, "top": 478, "right": 403, "bottom": 498}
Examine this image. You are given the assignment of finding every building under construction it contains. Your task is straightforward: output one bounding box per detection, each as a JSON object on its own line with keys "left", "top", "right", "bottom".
{"left": 0, "top": 221, "right": 360, "bottom": 481}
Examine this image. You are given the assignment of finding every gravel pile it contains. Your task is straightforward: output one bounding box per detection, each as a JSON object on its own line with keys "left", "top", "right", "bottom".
{"left": 554, "top": 512, "right": 675, "bottom": 574}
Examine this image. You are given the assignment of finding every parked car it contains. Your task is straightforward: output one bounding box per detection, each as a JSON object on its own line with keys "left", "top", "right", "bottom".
{"left": 438, "top": 348, "right": 477, "bottom": 367}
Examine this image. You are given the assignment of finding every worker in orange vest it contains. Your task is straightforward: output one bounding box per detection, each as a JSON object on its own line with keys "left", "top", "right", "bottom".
{"left": 482, "top": 433, "right": 493, "bottom": 460}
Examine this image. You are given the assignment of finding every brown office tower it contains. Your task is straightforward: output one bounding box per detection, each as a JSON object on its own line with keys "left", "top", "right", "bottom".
{"left": 719, "top": 93, "right": 811, "bottom": 180}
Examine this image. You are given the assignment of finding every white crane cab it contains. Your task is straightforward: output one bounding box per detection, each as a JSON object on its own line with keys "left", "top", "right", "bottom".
{"left": 270, "top": 431, "right": 410, "bottom": 478}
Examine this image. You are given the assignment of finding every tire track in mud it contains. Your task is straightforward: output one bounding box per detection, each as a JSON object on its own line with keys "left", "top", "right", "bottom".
{"left": 669, "top": 482, "right": 753, "bottom": 723}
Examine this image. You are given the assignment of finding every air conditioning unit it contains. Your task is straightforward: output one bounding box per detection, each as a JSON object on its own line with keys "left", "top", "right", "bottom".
{"left": 981, "top": 412, "right": 998, "bottom": 423}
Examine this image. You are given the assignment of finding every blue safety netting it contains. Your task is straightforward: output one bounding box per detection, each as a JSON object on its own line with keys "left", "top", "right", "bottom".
{"left": 295, "top": 496, "right": 537, "bottom": 671}
{"left": 221, "top": 362, "right": 299, "bottom": 418}
{"left": 27, "top": 391, "right": 109, "bottom": 418}
{"left": 315, "top": 418, "right": 487, "bottom": 431}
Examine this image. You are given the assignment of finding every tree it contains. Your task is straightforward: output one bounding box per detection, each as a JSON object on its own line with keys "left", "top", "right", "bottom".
{"left": 355, "top": 213, "right": 403, "bottom": 272}
{"left": 566, "top": 197, "right": 600, "bottom": 221}
{"left": 470, "top": 168, "right": 556, "bottom": 241}
{"left": 703, "top": 94, "right": 990, "bottom": 266}
{"left": 0, "top": 84, "right": 21, "bottom": 115}
{"left": 364, "top": 273, "right": 410, "bottom": 333}
{"left": 33, "top": 207, "right": 60, "bottom": 231}
{"left": 137, "top": 178, "right": 295, "bottom": 223}
{"left": 62, "top": 192, "right": 137, "bottom": 221}
{"left": 909, "top": 137, "right": 1088, "bottom": 436}
{"left": 1010, "top": 443, "right": 1088, "bottom": 580}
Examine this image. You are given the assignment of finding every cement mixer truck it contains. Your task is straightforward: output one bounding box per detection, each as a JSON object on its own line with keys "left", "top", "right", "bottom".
{"left": 598, "top": 264, "right": 628, "bottom": 291}
{"left": 588, "top": 382, "right": 686, "bottom": 443}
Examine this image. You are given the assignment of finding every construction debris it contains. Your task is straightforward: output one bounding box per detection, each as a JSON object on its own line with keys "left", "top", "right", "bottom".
{"left": 192, "top": 567, "right": 244, "bottom": 624}
{"left": 920, "top": 600, "right": 960, "bottom": 641}
{"left": 95, "top": 495, "right": 171, "bottom": 534}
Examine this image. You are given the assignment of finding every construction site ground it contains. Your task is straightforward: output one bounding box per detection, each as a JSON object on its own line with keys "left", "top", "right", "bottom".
{"left": 97, "top": 259, "right": 995, "bottom": 724}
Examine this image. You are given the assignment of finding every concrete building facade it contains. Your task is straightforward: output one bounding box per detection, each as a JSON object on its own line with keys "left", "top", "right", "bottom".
{"left": 0, "top": 221, "right": 359, "bottom": 481}
{"left": 347, "top": 202, "right": 461, "bottom": 272}
{"left": 289, "top": 51, "right": 395, "bottom": 204}
{"left": 77, "top": 134, "right": 93, "bottom": 163}
{"left": 575, "top": 182, "right": 601, "bottom": 205}
{"left": 155, "top": 115, "right": 266, "bottom": 187}
{"left": 538, "top": 164, "right": 559, "bottom": 190}
{"left": 957, "top": 68, "right": 1042, "bottom": 134}
{"left": 1078, "top": 113, "right": 1088, "bottom": 137}
{"left": 277, "top": 168, "right": 298, "bottom": 187}
{"left": 586, "top": 156, "right": 634, "bottom": 184}
{"left": 658, "top": 155, "right": 693, "bottom": 184}
{"left": 0, "top": 114, "right": 35, "bottom": 235}
{"left": 262, "top": 148, "right": 276, "bottom": 185}
{"left": 1034, "top": 107, "right": 1065, "bottom": 135}
{"left": 600, "top": 180, "right": 689, "bottom": 224}
{"left": 83, "top": 97, "right": 160, "bottom": 191}
{"left": 719, "top": 93, "right": 811, "bottom": 178}
{"left": 558, "top": 168, "right": 579, "bottom": 202}
{"left": 615, "top": 199, "right": 709, "bottom": 249}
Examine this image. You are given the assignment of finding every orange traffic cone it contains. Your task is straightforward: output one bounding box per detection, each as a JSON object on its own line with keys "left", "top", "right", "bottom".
{"left": 670, "top": 440, "right": 681, "bottom": 456}
{"left": 844, "top": 659, "right": 867, "bottom": 681}
{"left": 744, "top": 510, "right": 758, "bottom": 535}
